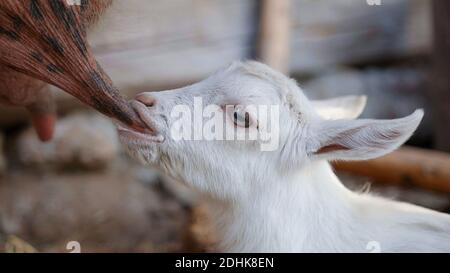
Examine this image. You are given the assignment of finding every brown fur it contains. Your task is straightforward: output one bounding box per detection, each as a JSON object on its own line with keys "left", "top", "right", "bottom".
{"left": 0, "top": 0, "right": 145, "bottom": 131}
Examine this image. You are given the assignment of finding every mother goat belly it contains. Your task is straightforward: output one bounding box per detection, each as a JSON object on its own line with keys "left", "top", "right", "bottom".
{"left": 0, "top": 0, "right": 145, "bottom": 132}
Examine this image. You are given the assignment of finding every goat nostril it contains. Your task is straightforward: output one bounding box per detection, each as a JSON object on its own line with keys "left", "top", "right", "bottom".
{"left": 135, "top": 93, "right": 156, "bottom": 107}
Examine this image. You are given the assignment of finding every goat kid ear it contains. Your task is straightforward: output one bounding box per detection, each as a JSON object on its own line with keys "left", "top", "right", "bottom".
{"left": 312, "top": 95, "right": 367, "bottom": 120}
{"left": 307, "top": 109, "right": 423, "bottom": 161}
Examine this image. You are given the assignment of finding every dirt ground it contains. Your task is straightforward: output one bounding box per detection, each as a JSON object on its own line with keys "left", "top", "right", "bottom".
{"left": 0, "top": 157, "right": 189, "bottom": 253}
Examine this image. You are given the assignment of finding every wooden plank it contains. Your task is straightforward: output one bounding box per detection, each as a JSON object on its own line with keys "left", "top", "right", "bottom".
{"left": 257, "top": 0, "right": 291, "bottom": 74}
{"left": 333, "top": 146, "right": 450, "bottom": 195}
{"left": 289, "top": 0, "right": 432, "bottom": 72}
{"left": 428, "top": 0, "right": 450, "bottom": 151}
{"left": 86, "top": 0, "right": 431, "bottom": 90}
{"left": 90, "top": 0, "right": 255, "bottom": 89}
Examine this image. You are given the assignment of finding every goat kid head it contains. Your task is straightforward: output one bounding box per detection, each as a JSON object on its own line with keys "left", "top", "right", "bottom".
{"left": 118, "top": 61, "right": 423, "bottom": 200}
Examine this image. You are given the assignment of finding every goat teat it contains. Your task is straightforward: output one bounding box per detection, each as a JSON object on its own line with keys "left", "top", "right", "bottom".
{"left": 0, "top": 0, "right": 147, "bottom": 131}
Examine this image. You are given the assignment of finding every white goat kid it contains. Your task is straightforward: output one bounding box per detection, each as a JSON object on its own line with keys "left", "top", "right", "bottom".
{"left": 118, "top": 61, "right": 450, "bottom": 252}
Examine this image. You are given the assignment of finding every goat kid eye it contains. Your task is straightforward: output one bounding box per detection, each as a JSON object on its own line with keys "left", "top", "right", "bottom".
{"left": 232, "top": 108, "right": 252, "bottom": 128}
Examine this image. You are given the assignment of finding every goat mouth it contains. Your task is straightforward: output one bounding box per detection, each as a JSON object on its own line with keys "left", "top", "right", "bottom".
{"left": 130, "top": 100, "right": 159, "bottom": 133}
{"left": 116, "top": 122, "right": 163, "bottom": 143}
{"left": 115, "top": 100, "right": 164, "bottom": 143}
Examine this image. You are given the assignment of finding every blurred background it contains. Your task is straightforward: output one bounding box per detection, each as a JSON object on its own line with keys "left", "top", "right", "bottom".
{"left": 0, "top": 0, "right": 449, "bottom": 252}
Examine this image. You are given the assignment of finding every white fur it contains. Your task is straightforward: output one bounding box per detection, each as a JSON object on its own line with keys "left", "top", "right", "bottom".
{"left": 119, "top": 61, "right": 450, "bottom": 252}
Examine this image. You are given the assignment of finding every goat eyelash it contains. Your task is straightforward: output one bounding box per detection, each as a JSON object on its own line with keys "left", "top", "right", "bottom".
{"left": 230, "top": 105, "right": 256, "bottom": 129}
{"left": 233, "top": 110, "right": 251, "bottom": 128}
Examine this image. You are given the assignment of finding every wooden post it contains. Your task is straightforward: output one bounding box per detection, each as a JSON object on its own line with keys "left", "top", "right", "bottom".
{"left": 257, "top": 0, "right": 291, "bottom": 74}
{"left": 333, "top": 146, "right": 450, "bottom": 195}
{"left": 429, "top": 0, "right": 450, "bottom": 151}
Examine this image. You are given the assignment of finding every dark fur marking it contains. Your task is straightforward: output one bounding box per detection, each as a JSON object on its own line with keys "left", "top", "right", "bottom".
{"left": 0, "top": 15, "right": 23, "bottom": 40}
{"left": 0, "top": 27, "right": 19, "bottom": 40}
{"left": 80, "top": 0, "right": 89, "bottom": 12}
{"left": 50, "top": 0, "right": 77, "bottom": 30}
{"left": 88, "top": 71, "right": 133, "bottom": 124}
{"left": 90, "top": 95, "right": 133, "bottom": 125}
{"left": 30, "top": 0, "right": 44, "bottom": 20}
{"left": 31, "top": 52, "right": 44, "bottom": 63}
{"left": 44, "top": 35, "right": 65, "bottom": 55}
{"left": 11, "top": 16, "right": 24, "bottom": 30}
{"left": 89, "top": 70, "right": 114, "bottom": 93}
{"left": 47, "top": 63, "right": 62, "bottom": 73}
{"left": 49, "top": 0, "right": 87, "bottom": 56}
{"left": 71, "top": 28, "right": 87, "bottom": 56}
